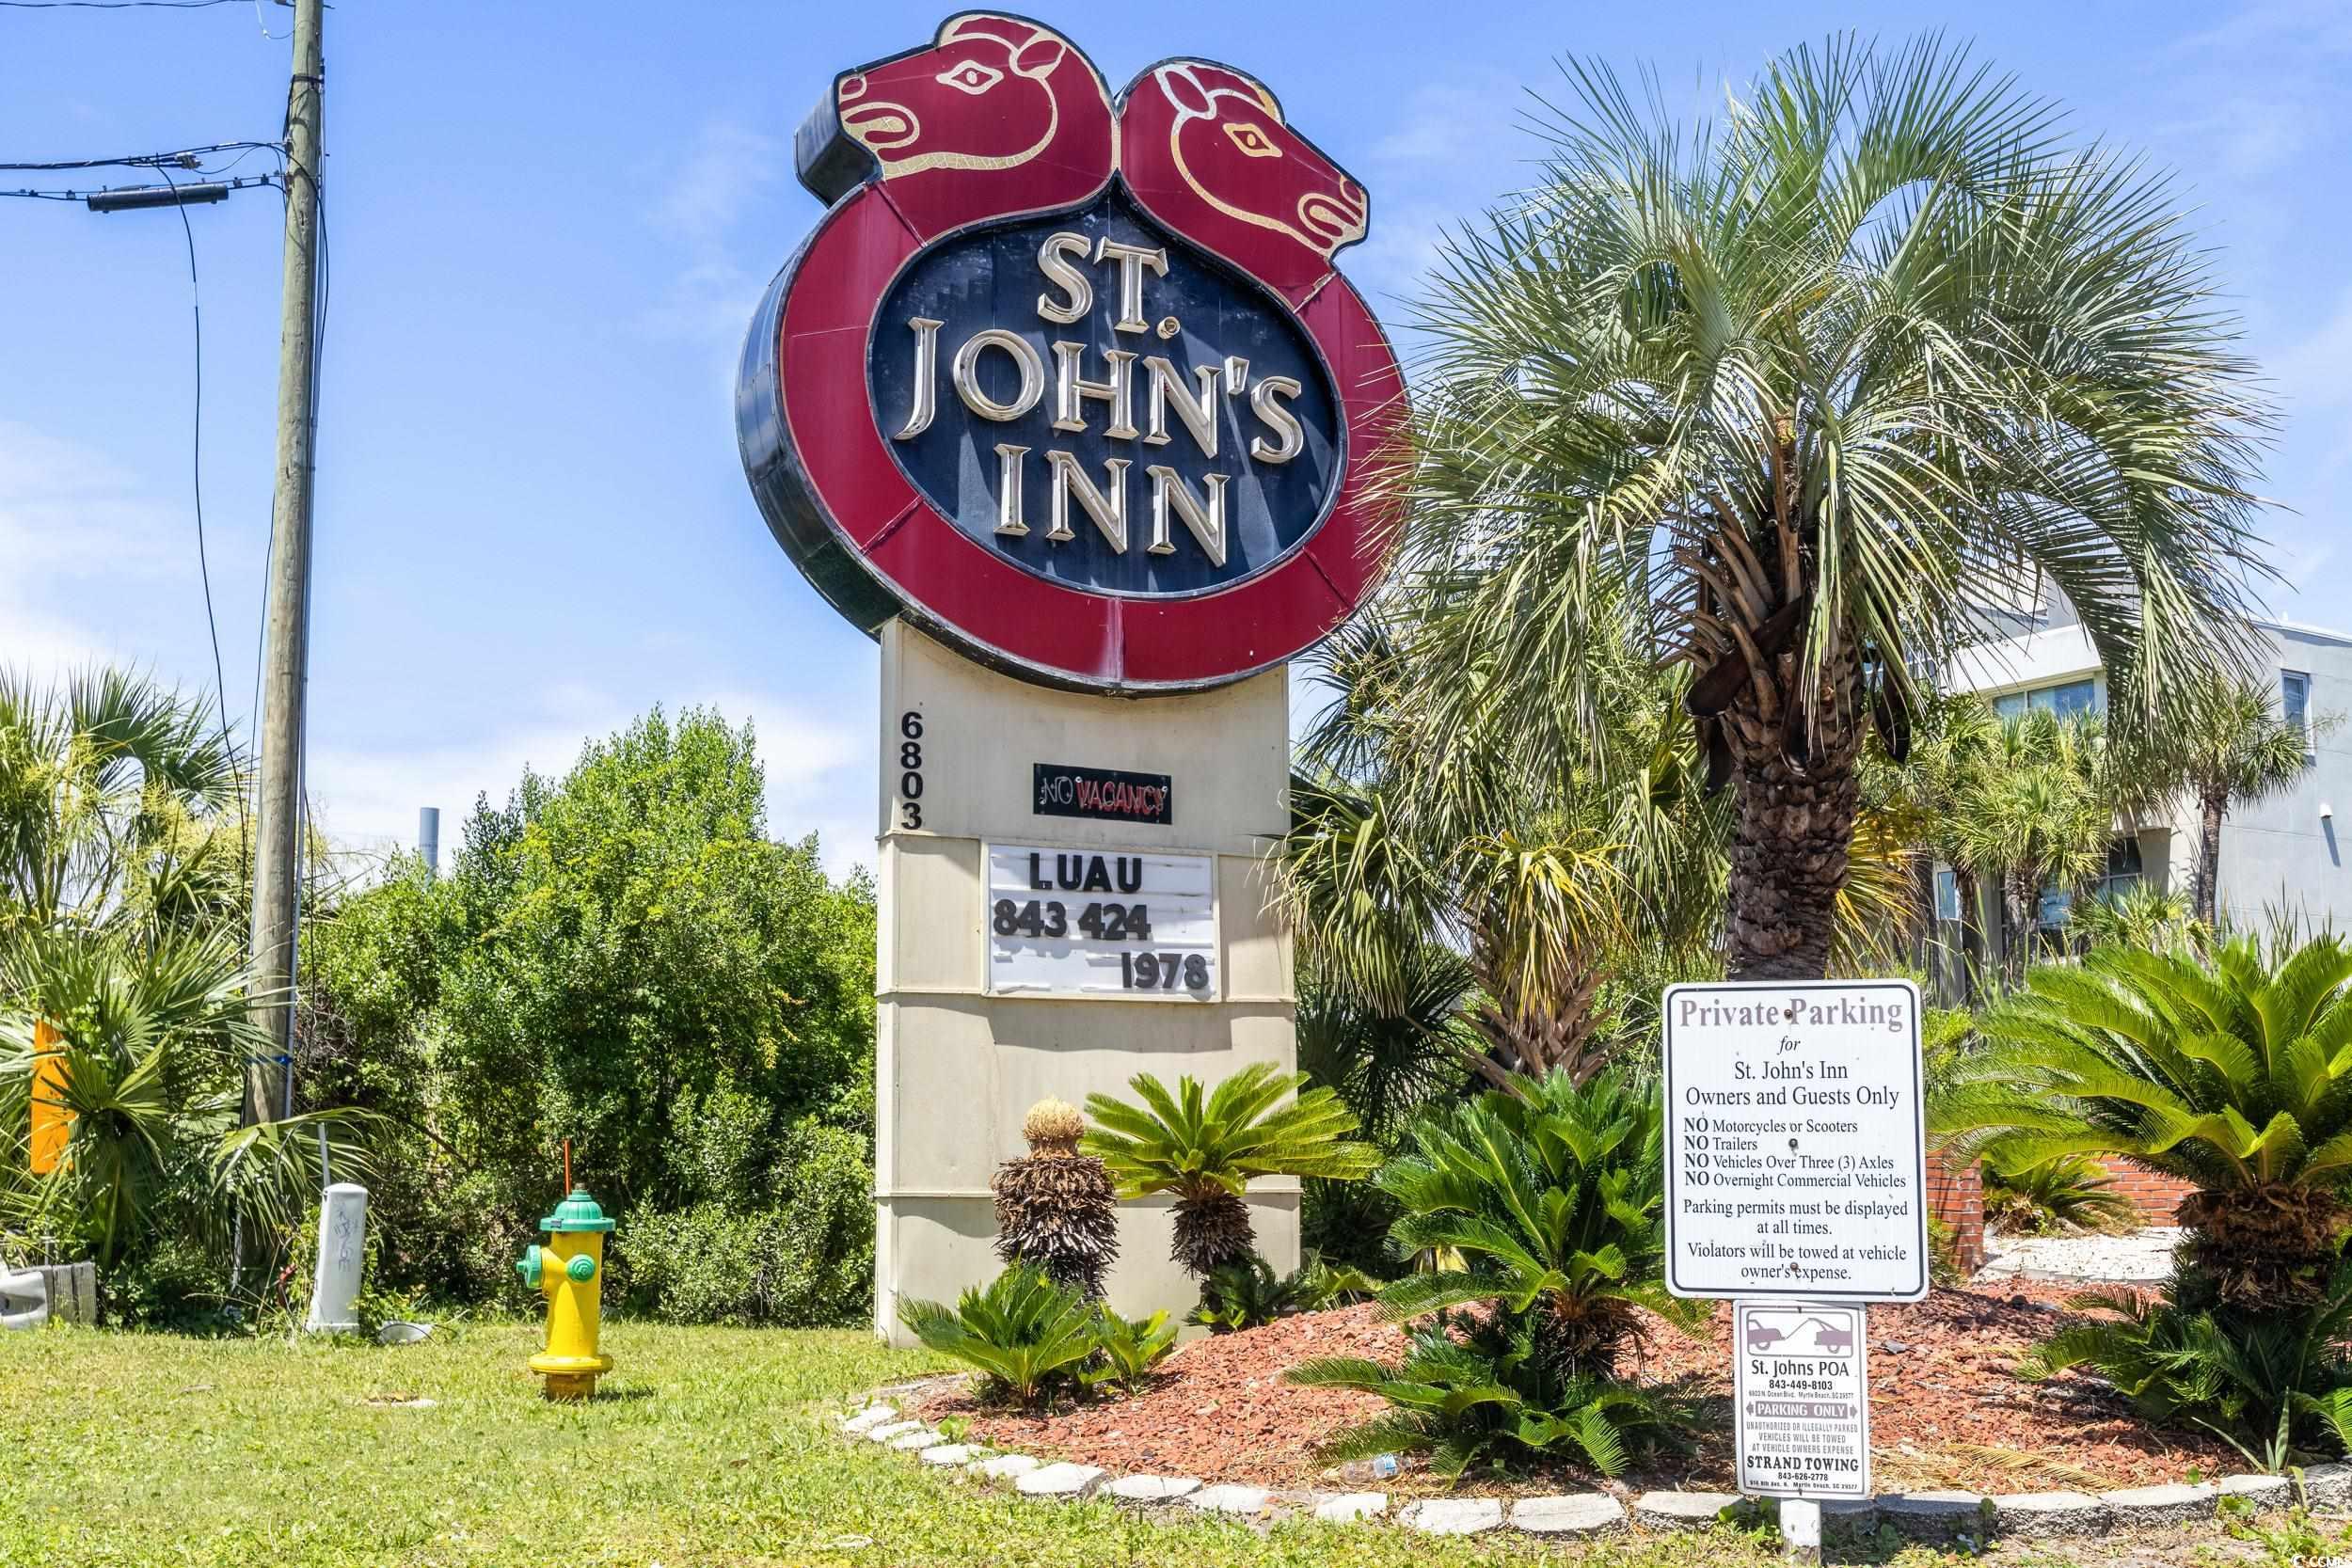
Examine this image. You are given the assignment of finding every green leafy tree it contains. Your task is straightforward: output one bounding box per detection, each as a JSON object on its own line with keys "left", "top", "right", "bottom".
{"left": 1392, "top": 37, "right": 2269, "bottom": 980}
{"left": 303, "top": 705, "right": 879, "bottom": 1310}
{"left": 1081, "top": 1064, "right": 1377, "bottom": 1278}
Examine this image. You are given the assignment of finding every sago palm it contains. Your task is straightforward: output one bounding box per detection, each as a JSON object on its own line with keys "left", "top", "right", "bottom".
{"left": 1392, "top": 37, "right": 2270, "bottom": 979}
{"left": 1291, "top": 1310, "right": 1692, "bottom": 1481}
{"left": 897, "top": 1263, "right": 1102, "bottom": 1408}
{"left": 1936, "top": 937, "right": 2352, "bottom": 1310}
{"left": 1374, "top": 1068, "right": 1697, "bottom": 1371}
{"left": 1081, "top": 1064, "right": 1377, "bottom": 1278}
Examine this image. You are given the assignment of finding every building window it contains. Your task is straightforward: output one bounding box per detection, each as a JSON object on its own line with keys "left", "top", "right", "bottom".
{"left": 1991, "top": 676, "right": 2098, "bottom": 721}
{"left": 2037, "top": 882, "right": 2073, "bottom": 930}
{"left": 1934, "top": 867, "right": 1961, "bottom": 922}
{"left": 2283, "top": 670, "right": 2312, "bottom": 736}
{"left": 2096, "top": 836, "right": 2144, "bottom": 900}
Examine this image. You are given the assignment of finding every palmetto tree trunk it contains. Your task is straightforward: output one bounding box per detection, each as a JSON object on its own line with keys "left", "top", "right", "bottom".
{"left": 1461, "top": 951, "right": 1607, "bottom": 1091}
{"left": 1717, "top": 623, "right": 1868, "bottom": 981}
{"left": 2002, "top": 865, "right": 2042, "bottom": 987}
{"left": 2193, "top": 788, "right": 2227, "bottom": 928}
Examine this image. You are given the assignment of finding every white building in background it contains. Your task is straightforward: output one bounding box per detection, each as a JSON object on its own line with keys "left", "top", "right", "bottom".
{"left": 1935, "top": 610, "right": 2352, "bottom": 955}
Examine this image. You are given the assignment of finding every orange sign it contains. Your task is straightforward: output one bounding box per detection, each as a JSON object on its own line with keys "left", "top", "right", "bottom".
{"left": 30, "top": 1019, "right": 69, "bottom": 1176}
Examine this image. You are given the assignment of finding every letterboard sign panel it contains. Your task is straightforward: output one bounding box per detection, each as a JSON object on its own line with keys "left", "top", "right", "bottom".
{"left": 984, "top": 844, "right": 1216, "bottom": 1000}
{"left": 737, "top": 13, "right": 1404, "bottom": 693}
{"left": 1033, "top": 762, "right": 1174, "bottom": 825}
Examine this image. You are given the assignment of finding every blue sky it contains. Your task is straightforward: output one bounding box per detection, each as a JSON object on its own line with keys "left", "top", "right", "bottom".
{"left": 5, "top": 0, "right": 2348, "bottom": 876}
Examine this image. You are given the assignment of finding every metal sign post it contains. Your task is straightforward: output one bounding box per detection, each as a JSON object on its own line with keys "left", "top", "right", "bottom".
{"left": 1661, "top": 980, "right": 1927, "bottom": 1560}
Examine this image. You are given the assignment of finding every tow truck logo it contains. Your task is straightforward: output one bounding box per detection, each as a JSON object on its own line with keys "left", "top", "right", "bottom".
{"left": 739, "top": 13, "right": 1404, "bottom": 693}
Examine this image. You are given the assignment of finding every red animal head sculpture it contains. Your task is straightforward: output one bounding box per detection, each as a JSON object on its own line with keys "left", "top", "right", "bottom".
{"left": 795, "top": 13, "right": 1116, "bottom": 240}
{"left": 1118, "top": 60, "right": 1369, "bottom": 301}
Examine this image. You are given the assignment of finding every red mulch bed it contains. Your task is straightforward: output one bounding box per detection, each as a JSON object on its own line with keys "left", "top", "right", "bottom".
{"left": 911, "top": 1286, "right": 2239, "bottom": 1496}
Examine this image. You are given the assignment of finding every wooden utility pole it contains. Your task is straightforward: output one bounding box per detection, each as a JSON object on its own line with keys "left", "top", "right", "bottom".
{"left": 245, "top": 0, "right": 324, "bottom": 1126}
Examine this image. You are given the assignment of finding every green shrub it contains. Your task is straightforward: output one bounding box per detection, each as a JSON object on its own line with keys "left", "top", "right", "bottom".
{"left": 1300, "top": 1175, "right": 1402, "bottom": 1279}
{"left": 1938, "top": 937, "right": 2352, "bottom": 1313}
{"left": 615, "top": 1123, "right": 872, "bottom": 1327}
{"left": 1375, "top": 1067, "right": 1692, "bottom": 1369}
{"left": 1083, "top": 1306, "right": 1177, "bottom": 1395}
{"left": 1189, "top": 1250, "right": 1379, "bottom": 1333}
{"left": 1292, "top": 1309, "right": 1694, "bottom": 1481}
{"left": 898, "top": 1264, "right": 1102, "bottom": 1408}
{"left": 1984, "top": 1155, "right": 2138, "bottom": 1236}
{"left": 2026, "top": 1269, "right": 2352, "bottom": 1465}
{"left": 1285, "top": 1068, "right": 1699, "bottom": 1480}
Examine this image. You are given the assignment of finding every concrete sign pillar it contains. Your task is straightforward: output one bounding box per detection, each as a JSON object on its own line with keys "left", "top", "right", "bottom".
{"left": 871, "top": 623, "right": 1296, "bottom": 1338}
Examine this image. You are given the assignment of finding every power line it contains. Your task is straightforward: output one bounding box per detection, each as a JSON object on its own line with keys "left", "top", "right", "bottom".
{"left": 0, "top": 139, "right": 280, "bottom": 171}
{"left": 0, "top": 1, "right": 246, "bottom": 8}
{"left": 150, "top": 160, "right": 240, "bottom": 787}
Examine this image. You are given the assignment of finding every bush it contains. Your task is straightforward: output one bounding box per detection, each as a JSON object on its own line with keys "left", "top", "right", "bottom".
{"left": 301, "top": 706, "right": 881, "bottom": 1318}
{"left": 2026, "top": 1269, "right": 2352, "bottom": 1465}
{"left": 1376, "top": 1067, "right": 1691, "bottom": 1369}
{"left": 898, "top": 1264, "right": 1103, "bottom": 1408}
{"left": 1082, "top": 1306, "right": 1177, "bottom": 1395}
{"left": 1984, "top": 1155, "right": 2138, "bottom": 1236}
{"left": 1938, "top": 937, "right": 2352, "bottom": 1313}
{"left": 1285, "top": 1068, "right": 1699, "bottom": 1479}
{"left": 1292, "top": 1310, "right": 1694, "bottom": 1481}
{"left": 616, "top": 1123, "right": 873, "bottom": 1327}
{"left": 1189, "top": 1250, "right": 1376, "bottom": 1333}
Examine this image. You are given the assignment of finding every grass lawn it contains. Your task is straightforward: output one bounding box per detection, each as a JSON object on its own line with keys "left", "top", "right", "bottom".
{"left": 0, "top": 1321, "right": 2295, "bottom": 1568}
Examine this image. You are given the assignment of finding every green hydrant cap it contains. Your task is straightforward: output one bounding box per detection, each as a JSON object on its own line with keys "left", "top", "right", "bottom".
{"left": 541, "top": 1187, "right": 616, "bottom": 1233}
{"left": 565, "top": 1253, "right": 596, "bottom": 1283}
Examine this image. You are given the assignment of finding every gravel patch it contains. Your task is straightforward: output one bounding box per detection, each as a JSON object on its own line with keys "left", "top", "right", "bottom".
{"left": 1979, "top": 1227, "right": 2178, "bottom": 1284}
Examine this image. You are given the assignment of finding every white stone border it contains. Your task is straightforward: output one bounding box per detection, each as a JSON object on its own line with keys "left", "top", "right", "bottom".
{"left": 834, "top": 1396, "right": 2343, "bottom": 1544}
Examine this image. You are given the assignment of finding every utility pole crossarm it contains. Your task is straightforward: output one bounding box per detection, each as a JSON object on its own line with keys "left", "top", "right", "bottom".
{"left": 246, "top": 0, "right": 323, "bottom": 1126}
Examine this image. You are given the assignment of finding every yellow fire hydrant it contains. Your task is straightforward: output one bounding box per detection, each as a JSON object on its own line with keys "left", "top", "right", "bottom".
{"left": 516, "top": 1186, "right": 614, "bottom": 1400}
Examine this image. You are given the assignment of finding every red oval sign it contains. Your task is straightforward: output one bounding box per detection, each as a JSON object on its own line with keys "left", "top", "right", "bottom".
{"left": 738, "top": 14, "right": 1405, "bottom": 693}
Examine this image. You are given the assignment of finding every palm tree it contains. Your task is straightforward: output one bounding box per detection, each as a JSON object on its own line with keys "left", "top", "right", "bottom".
{"left": 1935, "top": 937, "right": 2352, "bottom": 1312}
{"left": 1080, "top": 1064, "right": 1378, "bottom": 1278}
{"left": 2140, "top": 673, "right": 2324, "bottom": 927}
{"left": 1392, "top": 38, "right": 2270, "bottom": 980}
{"left": 1866, "top": 693, "right": 1999, "bottom": 973}
{"left": 1952, "top": 711, "right": 2114, "bottom": 984}
{"left": 0, "top": 666, "right": 242, "bottom": 934}
{"left": 1278, "top": 617, "right": 1724, "bottom": 1088}
{"left": 0, "top": 924, "right": 373, "bottom": 1269}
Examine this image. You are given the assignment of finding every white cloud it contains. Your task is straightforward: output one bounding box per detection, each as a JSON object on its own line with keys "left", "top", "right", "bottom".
{"left": 0, "top": 420, "right": 218, "bottom": 688}
{"left": 653, "top": 121, "right": 781, "bottom": 247}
